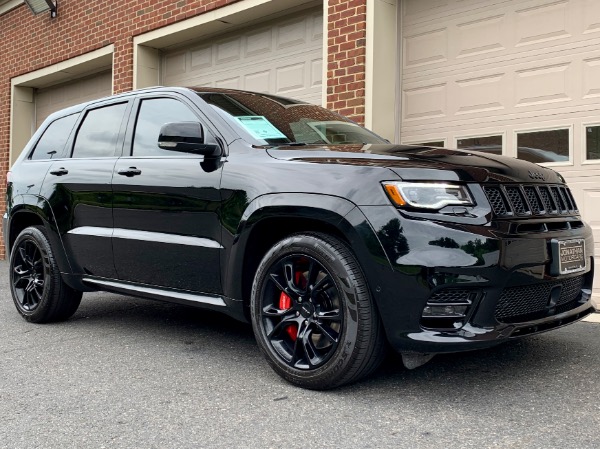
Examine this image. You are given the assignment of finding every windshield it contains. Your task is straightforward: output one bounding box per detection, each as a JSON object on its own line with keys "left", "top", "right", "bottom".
{"left": 197, "top": 91, "right": 388, "bottom": 146}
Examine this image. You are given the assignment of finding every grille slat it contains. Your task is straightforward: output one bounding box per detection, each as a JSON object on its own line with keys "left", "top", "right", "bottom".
{"left": 495, "top": 276, "right": 584, "bottom": 323}
{"left": 484, "top": 184, "right": 578, "bottom": 218}
{"left": 551, "top": 187, "right": 567, "bottom": 213}
{"left": 429, "top": 289, "right": 473, "bottom": 304}
{"left": 524, "top": 186, "right": 542, "bottom": 214}
{"left": 505, "top": 186, "right": 529, "bottom": 215}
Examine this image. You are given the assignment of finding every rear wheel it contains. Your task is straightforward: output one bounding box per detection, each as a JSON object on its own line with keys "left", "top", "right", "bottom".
{"left": 10, "top": 226, "right": 82, "bottom": 323}
{"left": 251, "top": 233, "right": 386, "bottom": 389}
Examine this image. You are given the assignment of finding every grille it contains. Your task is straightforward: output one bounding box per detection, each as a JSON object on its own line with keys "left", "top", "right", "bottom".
{"left": 429, "top": 289, "right": 473, "bottom": 304}
{"left": 484, "top": 184, "right": 578, "bottom": 218}
{"left": 495, "top": 275, "right": 584, "bottom": 323}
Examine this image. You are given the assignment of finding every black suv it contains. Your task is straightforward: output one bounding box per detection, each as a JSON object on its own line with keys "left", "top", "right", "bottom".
{"left": 5, "top": 87, "right": 596, "bottom": 389}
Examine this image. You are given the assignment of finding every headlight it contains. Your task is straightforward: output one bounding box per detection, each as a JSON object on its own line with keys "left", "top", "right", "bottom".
{"left": 382, "top": 182, "right": 474, "bottom": 210}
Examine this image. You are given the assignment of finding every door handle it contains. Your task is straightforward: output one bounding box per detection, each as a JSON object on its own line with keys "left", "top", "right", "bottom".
{"left": 49, "top": 168, "right": 68, "bottom": 176}
{"left": 117, "top": 167, "right": 142, "bottom": 177}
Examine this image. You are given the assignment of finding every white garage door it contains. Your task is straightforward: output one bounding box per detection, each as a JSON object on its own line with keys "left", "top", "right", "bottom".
{"left": 162, "top": 8, "right": 323, "bottom": 105}
{"left": 35, "top": 71, "right": 112, "bottom": 128}
{"left": 399, "top": 0, "right": 600, "bottom": 299}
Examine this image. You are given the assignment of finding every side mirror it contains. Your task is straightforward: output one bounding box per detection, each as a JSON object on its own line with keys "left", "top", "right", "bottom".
{"left": 158, "top": 122, "right": 221, "bottom": 156}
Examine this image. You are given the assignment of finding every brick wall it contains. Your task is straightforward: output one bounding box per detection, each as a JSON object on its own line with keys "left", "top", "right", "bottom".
{"left": 326, "top": 0, "right": 367, "bottom": 126}
{"left": 0, "top": 0, "right": 370, "bottom": 258}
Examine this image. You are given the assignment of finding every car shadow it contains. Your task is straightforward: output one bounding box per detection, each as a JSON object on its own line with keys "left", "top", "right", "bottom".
{"left": 67, "top": 291, "right": 597, "bottom": 399}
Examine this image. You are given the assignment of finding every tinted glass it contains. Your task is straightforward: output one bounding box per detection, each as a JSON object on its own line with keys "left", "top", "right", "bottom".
{"left": 198, "top": 91, "right": 387, "bottom": 146}
{"left": 517, "top": 129, "right": 569, "bottom": 163}
{"left": 132, "top": 98, "right": 199, "bottom": 156}
{"left": 457, "top": 135, "right": 502, "bottom": 154}
{"left": 30, "top": 114, "right": 79, "bottom": 160}
{"left": 72, "top": 103, "right": 127, "bottom": 158}
{"left": 586, "top": 126, "right": 600, "bottom": 160}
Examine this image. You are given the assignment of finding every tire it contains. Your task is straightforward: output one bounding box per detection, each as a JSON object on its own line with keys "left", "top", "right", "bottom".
{"left": 251, "top": 232, "right": 386, "bottom": 390}
{"left": 9, "top": 226, "right": 82, "bottom": 323}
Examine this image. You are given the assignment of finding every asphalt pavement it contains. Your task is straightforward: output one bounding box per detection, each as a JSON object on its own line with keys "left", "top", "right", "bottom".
{"left": 1, "top": 259, "right": 599, "bottom": 449}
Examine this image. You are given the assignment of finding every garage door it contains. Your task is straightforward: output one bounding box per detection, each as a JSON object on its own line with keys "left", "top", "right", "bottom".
{"left": 162, "top": 8, "right": 323, "bottom": 105}
{"left": 35, "top": 71, "right": 112, "bottom": 128}
{"left": 399, "top": 0, "right": 600, "bottom": 300}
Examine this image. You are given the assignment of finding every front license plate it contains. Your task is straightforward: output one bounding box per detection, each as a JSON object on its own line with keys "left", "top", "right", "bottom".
{"left": 557, "top": 239, "right": 586, "bottom": 275}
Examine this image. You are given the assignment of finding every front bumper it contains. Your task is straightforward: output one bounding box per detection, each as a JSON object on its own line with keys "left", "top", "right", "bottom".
{"left": 357, "top": 205, "right": 596, "bottom": 354}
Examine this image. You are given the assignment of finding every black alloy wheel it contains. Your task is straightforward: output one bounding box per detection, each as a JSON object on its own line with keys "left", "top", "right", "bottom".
{"left": 260, "top": 253, "right": 343, "bottom": 370}
{"left": 10, "top": 226, "right": 82, "bottom": 323}
{"left": 251, "top": 233, "right": 386, "bottom": 390}
{"left": 12, "top": 236, "right": 46, "bottom": 312}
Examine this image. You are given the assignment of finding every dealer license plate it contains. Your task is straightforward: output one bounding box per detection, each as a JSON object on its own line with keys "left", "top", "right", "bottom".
{"left": 557, "top": 239, "right": 586, "bottom": 275}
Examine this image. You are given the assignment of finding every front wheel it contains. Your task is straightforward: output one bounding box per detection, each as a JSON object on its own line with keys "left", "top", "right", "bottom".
{"left": 10, "top": 226, "right": 82, "bottom": 323}
{"left": 251, "top": 233, "right": 386, "bottom": 389}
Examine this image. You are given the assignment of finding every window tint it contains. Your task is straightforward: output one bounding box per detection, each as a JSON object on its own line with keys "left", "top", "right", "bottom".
{"left": 199, "top": 92, "right": 387, "bottom": 145}
{"left": 72, "top": 103, "right": 127, "bottom": 158}
{"left": 132, "top": 98, "right": 199, "bottom": 156}
{"left": 30, "top": 114, "right": 79, "bottom": 160}
{"left": 517, "top": 129, "right": 569, "bottom": 163}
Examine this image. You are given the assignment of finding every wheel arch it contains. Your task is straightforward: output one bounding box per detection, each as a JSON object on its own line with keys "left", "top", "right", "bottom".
{"left": 222, "top": 193, "right": 393, "bottom": 321}
{"left": 7, "top": 196, "right": 72, "bottom": 276}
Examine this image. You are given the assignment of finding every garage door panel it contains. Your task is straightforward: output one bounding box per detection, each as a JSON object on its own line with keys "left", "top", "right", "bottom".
{"left": 456, "top": 14, "right": 506, "bottom": 59}
{"left": 163, "top": 8, "right": 323, "bottom": 105}
{"left": 216, "top": 38, "right": 242, "bottom": 64}
{"left": 191, "top": 47, "right": 212, "bottom": 70}
{"left": 277, "top": 17, "right": 308, "bottom": 49}
{"left": 246, "top": 29, "right": 272, "bottom": 57}
{"left": 165, "top": 52, "right": 187, "bottom": 76}
{"left": 402, "top": 0, "right": 600, "bottom": 78}
{"left": 35, "top": 71, "right": 112, "bottom": 128}
{"left": 401, "top": 49, "right": 600, "bottom": 128}
{"left": 514, "top": 1, "right": 571, "bottom": 48}
{"left": 245, "top": 70, "right": 271, "bottom": 93}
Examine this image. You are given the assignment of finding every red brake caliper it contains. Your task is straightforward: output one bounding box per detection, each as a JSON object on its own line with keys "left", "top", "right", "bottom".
{"left": 279, "top": 292, "right": 298, "bottom": 341}
{"left": 278, "top": 271, "right": 305, "bottom": 342}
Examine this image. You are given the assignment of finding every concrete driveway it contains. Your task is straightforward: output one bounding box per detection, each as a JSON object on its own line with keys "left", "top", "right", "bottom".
{"left": 0, "top": 260, "right": 599, "bottom": 448}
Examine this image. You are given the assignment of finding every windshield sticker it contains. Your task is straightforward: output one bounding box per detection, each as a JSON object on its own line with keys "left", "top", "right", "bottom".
{"left": 235, "top": 116, "right": 287, "bottom": 140}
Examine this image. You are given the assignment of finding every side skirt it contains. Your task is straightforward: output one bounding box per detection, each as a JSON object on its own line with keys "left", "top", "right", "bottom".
{"left": 82, "top": 277, "right": 248, "bottom": 322}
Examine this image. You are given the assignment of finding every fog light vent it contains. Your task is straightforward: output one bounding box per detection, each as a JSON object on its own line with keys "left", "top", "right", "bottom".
{"left": 422, "top": 304, "right": 469, "bottom": 318}
{"left": 421, "top": 288, "right": 478, "bottom": 329}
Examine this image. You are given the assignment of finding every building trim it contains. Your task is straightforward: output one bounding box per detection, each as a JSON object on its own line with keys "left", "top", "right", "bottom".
{"left": 0, "top": 0, "right": 23, "bottom": 15}
{"left": 10, "top": 45, "right": 114, "bottom": 165}
{"left": 133, "top": 0, "right": 321, "bottom": 91}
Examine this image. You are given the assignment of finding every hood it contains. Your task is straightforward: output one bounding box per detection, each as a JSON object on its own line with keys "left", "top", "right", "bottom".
{"left": 265, "top": 144, "right": 564, "bottom": 184}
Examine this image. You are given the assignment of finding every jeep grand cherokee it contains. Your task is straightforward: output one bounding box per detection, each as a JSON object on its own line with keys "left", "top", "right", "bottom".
{"left": 4, "top": 87, "right": 596, "bottom": 389}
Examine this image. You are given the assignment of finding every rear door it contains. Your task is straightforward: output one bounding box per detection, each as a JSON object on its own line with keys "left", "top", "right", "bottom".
{"left": 41, "top": 100, "right": 131, "bottom": 277}
{"left": 112, "top": 94, "right": 224, "bottom": 293}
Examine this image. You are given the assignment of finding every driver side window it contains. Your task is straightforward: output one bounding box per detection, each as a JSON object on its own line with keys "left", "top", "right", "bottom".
{"left": 132, "top": 98, "right": 200, "bottom": 156}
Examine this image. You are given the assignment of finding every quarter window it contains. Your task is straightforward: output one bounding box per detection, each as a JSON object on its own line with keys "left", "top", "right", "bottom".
{"left": 30, "top": 113, "right": 79, "bottom": 160}
{"left": 516, "top": 129, "right": 569, "bottom": 164}
{"left": 72, "top": 103, "right": 128, "bottom": 158}
{"left": 132, "top": 98, "right": 199, "bottom": 156}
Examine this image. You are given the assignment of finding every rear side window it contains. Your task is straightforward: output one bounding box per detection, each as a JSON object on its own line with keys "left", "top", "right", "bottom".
{"left": 30, "top": 114, "right": 79, "bottom": 160}
{"left": 72, "top": 103, "right": 127, "bottom": 158}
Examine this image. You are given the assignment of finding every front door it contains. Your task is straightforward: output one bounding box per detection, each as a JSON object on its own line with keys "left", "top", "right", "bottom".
{"left": 112, "top": 96, "right": 223, "bottom": 293}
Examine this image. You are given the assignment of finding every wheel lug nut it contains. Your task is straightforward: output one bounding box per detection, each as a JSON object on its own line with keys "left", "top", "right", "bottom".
{"left": 295, "top": 312, "right": 300, "bottom": 317}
